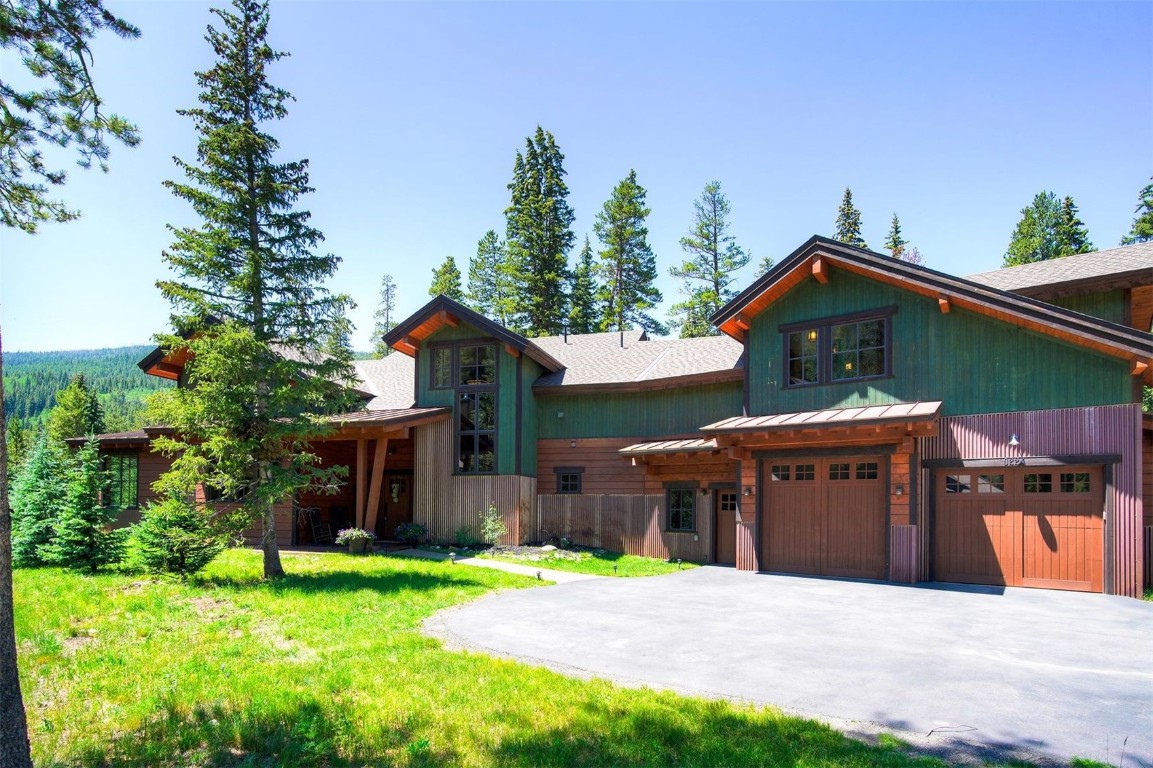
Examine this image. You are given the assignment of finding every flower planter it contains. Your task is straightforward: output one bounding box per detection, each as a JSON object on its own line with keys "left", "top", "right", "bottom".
{"left": 348, "top": 538, "right": 369, "bottom": 555}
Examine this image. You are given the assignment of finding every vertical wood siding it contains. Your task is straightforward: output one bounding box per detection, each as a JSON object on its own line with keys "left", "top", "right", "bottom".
{"left": 534, "top": 494, "right": 713, "bottom": 562}
{"left": 735, "top": 520, "right": 758, "bottom": 571}
{"left": 536, "top": 381, "right": 743, "bottom": 440}
{"left": 413, "top": 419, "right": 536, "bottom": 545}
{"left": 919, "top": 403, "right": 1144, "bottom": 597}
{"left": 889, "top": 525, "right": 917, "bottom": 583}
{"left": 1145, "top": 527, "right": 1152, "bottom": 589}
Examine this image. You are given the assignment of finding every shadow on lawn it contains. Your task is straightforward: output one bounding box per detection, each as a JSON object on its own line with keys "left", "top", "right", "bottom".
{"left": 194, "top": 568, "right": 492, "bottom": 597}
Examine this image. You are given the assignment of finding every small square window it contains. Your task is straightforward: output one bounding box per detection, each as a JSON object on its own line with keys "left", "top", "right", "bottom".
{"left": 829, "top": 463, "right": 850, "bottom": 480}
{"left": 855, "top": 462, "right": 878, "bottom": 480}
{"left": 977, "top": 474, "right": 1005, "bottom": 493}
{"left": 719, "top": 492, "right": 738, "bottom": 512}
{"left": 1024, "top": 473, "right": 1053, "bottom": 493}
{"left": 945, "top": 474, "right": 971, "bottom": 494}
{"left": 771, "top": 465, "right": 790, "bottom": 481}
{"left": 795, "top": 464, "right": 815, "bottom": 481}
{"left": 558, "top": 473, "right": 581, "bottom": 494}
{"left": 1059, "top": 473, "right": 1090, "bottom": 493}
{"left": 458, "top": 344, "right": 496, "bottom": 386}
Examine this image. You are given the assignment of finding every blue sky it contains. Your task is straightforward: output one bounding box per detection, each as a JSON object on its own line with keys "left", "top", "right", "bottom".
{"left": 2, "top": 0, "right": 1150, "bottom": 352}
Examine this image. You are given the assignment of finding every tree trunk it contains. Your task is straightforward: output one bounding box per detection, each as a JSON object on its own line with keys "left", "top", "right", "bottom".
{"left": 259, "top": 466, "right": 283, "bottom": 578}
{"left": 0, "top": 324, "right": 34, "bottom": 768}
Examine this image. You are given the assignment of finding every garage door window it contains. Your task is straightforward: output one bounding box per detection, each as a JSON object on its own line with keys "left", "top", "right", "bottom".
{"left": 1024, "top": 473, "right": 1053, "bottom": 493}
{"left": 856, "top": 462, "right": 878, "bottom": 480}
{"left": 771, "top": 464, "right": 790, "bottom": 481}
{"left": 829, "top": 463, "right": 850, "bottom": 480}
{"left": 945, "top": 474, "right": 971, "bottom": 493}
{"left": 1060, "top": 473, "right": 1091, "bottom": 493}
{"left": 796, "top": 464, "right": 815, "bottom": 481}
{"left": 978, "top": 474, "right": 1005, "bottom": 493}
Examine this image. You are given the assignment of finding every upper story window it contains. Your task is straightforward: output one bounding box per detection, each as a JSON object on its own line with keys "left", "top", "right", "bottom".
{"left": 431, "top": 342, "right": 497, "bottom": 389}
{"left": 782, "top": 308, "right": 893, "bottom": 387}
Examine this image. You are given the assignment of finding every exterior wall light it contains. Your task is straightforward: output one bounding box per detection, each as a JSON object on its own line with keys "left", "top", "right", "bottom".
{"left": 895, "top": 484, "right": 904, "bottom": 496}
{"left": 742, "top": 487, "right": 753, "bottom": 496}
{"left": 1009, "top": 433, "right": 1020, "bottom": 447}
{"left": 556, "top": 410, "right": 564, "bottom": 419}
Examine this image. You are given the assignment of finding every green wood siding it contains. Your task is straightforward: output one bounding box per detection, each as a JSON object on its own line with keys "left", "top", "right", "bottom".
{"left": 519, "top": 358, "right": 542, "bottom": 475}
{"left": 1047, "top": 289, "right": 1127, "bottom": 326}
{"left": 747, "top": 271, "right": 1132, "bottom": 417}
{"left": 536, "top": 382, "right": 744, "bottom": 439}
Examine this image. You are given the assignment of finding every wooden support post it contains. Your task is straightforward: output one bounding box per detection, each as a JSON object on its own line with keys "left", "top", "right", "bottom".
{"left": 812, "top": 257, "right": 829, "bottom": 284}
{"left": 364, "top": 438, "right": 389, "bottom": 533}
{"left": 938, "top": 295, "right": 951, "bottom": 314}
{"left": 356, "top": 439, "right": 367, "bottom": 528}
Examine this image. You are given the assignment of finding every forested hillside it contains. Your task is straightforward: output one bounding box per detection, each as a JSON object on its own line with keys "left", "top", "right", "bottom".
{"left": 2, "top": 346, "right": 172, "bottom": 430}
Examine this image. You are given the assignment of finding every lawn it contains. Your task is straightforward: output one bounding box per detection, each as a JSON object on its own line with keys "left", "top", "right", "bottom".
{"left": 13, "top": 549, "right": 956, "bottom": 767}
{"left": 479, "top": 547, "right": 697, "bottom": 577}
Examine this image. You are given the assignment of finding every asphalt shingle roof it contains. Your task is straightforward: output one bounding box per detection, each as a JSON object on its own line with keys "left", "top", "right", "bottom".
{"left": 530, "top": 331, "right": 743, "bottom": 387}
{"left": 966, "top": 242, "right": 1153, "bottom": 292}
{"left": 353, "top": 355, "right": 416, "bottom": 410}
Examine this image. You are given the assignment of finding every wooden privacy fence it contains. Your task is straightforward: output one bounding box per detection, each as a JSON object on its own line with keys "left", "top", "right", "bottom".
{"left": 532, "top": 494, "right": 712, "bottom": 562}
{"left": 1144, "top": 526, "right": 1152, "bottom": 589}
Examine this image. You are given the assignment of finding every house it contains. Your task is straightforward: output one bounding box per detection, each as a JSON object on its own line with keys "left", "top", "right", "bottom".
{"left": 84, "top": 237, "right": 1153, "bottom": 597}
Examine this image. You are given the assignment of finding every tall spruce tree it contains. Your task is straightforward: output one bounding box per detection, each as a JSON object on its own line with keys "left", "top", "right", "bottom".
{"left": 594, "top": 170, "right": 666, "bottom": 334}
{"left": 9, "top": 433, "right": 69, "bottom": 566}
{"left": 1121, "top": 177, "right": 1153, "bottom": 245}
{"left": 668, "top": 181, "right": 749, "bottom": 338}
{"left": 429, "top": 256, "right": 464, "bottom": 301}
{"left": 45, "top": 373, "right": 105, "bottom": 444}
{"left": 504, "top": 126, "right": 576, "bottom": 336}
{"left": 155, "top": 0, "right": 354, "bottom": 578}
{"left": 758, "top": 254, "right": 775, "bottom": 275}
{"left": 884, "top": 213, "right": 908, "bottom": 259}
{"left": 1056, "top": 196, "right": 1095, "bottom": 257}
{"left": 372, "top": 274, "right": 398, "bottom": 357}
{"left": 1004, "top": 191, "right": 1063, "bottom": 266}
{"left": 834, "top": 187, "right": 868, "bottom": 249}
{"left": 468, "top": 230, "right": 513, "bottom": 324}
{"left": 39, "top": 437, "right": 125, "bottom": 571}
{"left": 568, "top": 236, "right": 599, "bottom": 334}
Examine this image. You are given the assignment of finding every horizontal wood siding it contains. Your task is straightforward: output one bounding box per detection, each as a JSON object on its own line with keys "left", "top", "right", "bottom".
{"left": 537, "top": 438, "right": 648, "bottom": 495}
{"left": 138, "top": 451, "right": 172, "bottom": 508}
{"left": 413, "top": 419, "right": 535, "bottom": 545}
{"left": 238, "top": 502, "right": 294, "bottom": 547}
{"left": 890, "top": 524, "right": 916, "bottom": 583}
{"left": 536, "top": 381, "right": 743, "bottom": 439}
{"left": 747, "top": 270, "right": 1132, "bottom": 418}
{"left": 920, "top": 404, "right": 1144, "bottom": 597}
{"left": 535, "top": 494, "right": 713, "bottom": 562}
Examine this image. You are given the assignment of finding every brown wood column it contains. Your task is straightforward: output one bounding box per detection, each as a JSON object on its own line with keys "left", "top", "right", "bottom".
{"left": 364, "top": 438, "right": 389, "bottom": 532}
{"left": 356, "top": 439, "right": 367, "bottom": 528}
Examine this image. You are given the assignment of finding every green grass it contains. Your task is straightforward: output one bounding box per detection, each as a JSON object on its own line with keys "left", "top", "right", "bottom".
{"left": 479, "top": 548, "right": 697, "bottom": 577}
{"left": 13, "top": 549, "right": 956, "bottom": 767}
{"left": 1145, "top": 586, "right": 1152, "bottom": 601}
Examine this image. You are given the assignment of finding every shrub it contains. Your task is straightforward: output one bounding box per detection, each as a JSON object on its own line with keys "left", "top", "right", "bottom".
{"left": 334, "top": 527, "right": 375, "bottom": 546}
{"left": 132, "top": 497, "right": 227, "bottom": 578}
{"left": 394, "top": 522, "right": 426, "bottom": 544}
{"left": 480, "top": 502, "right": 507, "bottom": 545}
{"left": 454, "top": 525, "right": 481, "bottom": 549}
{"left": 10, "top": 433, "right": 69, "bottom": 567}
{"left": 39, "top": 437, "right": 126, "bottom": 572}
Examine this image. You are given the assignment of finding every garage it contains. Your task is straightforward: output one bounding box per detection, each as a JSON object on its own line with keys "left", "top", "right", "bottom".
{"left": 761, "top": 456, "right": 887, "bottom": 579}
{"left": 933, "top": 466, "right": 1104, "bottom": 592}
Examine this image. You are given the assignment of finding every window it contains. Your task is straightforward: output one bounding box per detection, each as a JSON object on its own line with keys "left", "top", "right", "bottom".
{"left": 856, "top": 462, "right": 878, "bottom": 480}
{"left": 771, "top": 464, "right": 790, "bottom": 481}
{"left": 719, "top": 491, "right": 738, "bottom": 512}
{"left": 1060, "top": 473, "right": 1091, "bottom": 493}
{"left": 795, "top": 464, "right": 815, "bottom": 481}
{"left": 555, "top": 467, "right": 583, "bottom": 494}
{"left": 977, "top": 474, "right": 1005, "bottom": 493}
{"left": 945, "top": 474, "right": 971, "bottom": 494}
{"left": 458, "top": 391, "right": 496, "bottom": 473}
{"left": 102, "top": 454, "right": 138, "bottom": 508}
{"left": 458, "top": 344, "right": 496, "bottom": 386}
{"left": 1024, "top": 473, "right": 1053, "bottom": 493}
{"left": 781, "top": 309, "right": 892, "bottom": 387}
{"left": 828, "top": 463, "right": 850, "bottom": 480}
{"left": 667, "top": 487, "right": 695, "bottom": 531}
{"left": 432, "top": 347, "right": 453, "bottom": 389}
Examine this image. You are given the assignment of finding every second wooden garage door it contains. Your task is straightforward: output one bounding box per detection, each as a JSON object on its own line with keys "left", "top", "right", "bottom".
{"left": 761, "top": 457, "right": 886, "bottom": 580}
{"left": 933, "top": 466, "right": 1104, "bottom": 592}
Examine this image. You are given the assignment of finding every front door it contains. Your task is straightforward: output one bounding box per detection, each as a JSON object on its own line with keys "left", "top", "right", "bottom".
{"left": 714, "top": 490, "right": 738, "bottom": 564}
{"left": 374, "top": 473, "right": 413, "bottom": 540}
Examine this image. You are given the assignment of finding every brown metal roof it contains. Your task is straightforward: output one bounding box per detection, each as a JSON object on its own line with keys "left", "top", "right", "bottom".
{"left": 619, "top": 438, "right": 720, "bottom": 456}
{"left": 702, "top": 401, "right": 943, "bottom": 433}
{"left": 65, "top": 429, "right": 152, "bottom": 446}
{"left": 324, "top": 407, "right": 450, "bottom": 429}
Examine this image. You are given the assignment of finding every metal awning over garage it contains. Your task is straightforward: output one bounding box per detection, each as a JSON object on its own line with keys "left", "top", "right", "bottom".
{"left": 619, "top": 438, "right": 720, "bottom": 457}
{"left": 701, "top": 401, "right": 942, "bottom": 451}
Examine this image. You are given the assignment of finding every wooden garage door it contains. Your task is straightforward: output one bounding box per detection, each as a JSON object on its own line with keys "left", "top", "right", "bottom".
{"left": 934, "top": 467, "right": 1103, "bottom": 592}
{"left": 762, "top": 458, "right": 886, "bottom": 580}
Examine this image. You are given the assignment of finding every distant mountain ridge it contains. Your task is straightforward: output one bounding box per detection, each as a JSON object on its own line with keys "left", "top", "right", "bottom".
{"left": 3, "top": 345, "right": 172, "bottom": 428}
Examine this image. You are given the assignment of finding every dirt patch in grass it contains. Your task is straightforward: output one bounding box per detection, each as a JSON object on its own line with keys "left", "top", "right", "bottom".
{"left": 62, "top": 633, "right": 96, "bottom": 655}
{"left": 187, "top": 596, "right": 233, "bottom": 619}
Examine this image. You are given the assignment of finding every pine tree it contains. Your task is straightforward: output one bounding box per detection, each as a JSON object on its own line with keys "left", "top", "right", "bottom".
{"left": 372, "top": 274, "right": 398, "bottom": 357}
{"left": 9, "top": 434, "right": 69, "bottom": 567}
{"left": 594, "top": 170, "right": 666, "bottom": 334}
{"left": 2, "top": 417, "right": 33, "bottom": 477}
{"left": 1004, "top": 191, "right": 1063, "bottom": 266}
{"left": 429, "top": 256, "right": 464, "bottom": 301}
{"left": 155, "top": 0, "right": 354, "bottom": 578}
{"left": 504, "top": 126, "right": 576, "bottom": 336}
{"left": 884, "top": 213, "right": 908, "bottom": 259}
{"left": 1121, "top": 177, "right": 1153, "bottom": 245}
{"left": 132, "top": 497, "right": 226, "bottom": 578}
{"left": 45, "top": 373, "right": 105, "bottom": 444}
{"left": 758, "top": 255, "right": 775, "bottom": 276}
{"left": 39, "top": 437, "right": 125, "bottom": 572}
{"left": 668, "top": 181, "right": 750, "bottom": 338}
{"left": 468, "top": 230, "right": 513, "bottom": 324}
{"left": 834, "top": 187, "right": 868, "bottom": 249}
{"left": 1055, "top": 196, "right": 1095, "bottom": 257}
{"left": 567, "top": 236, "right": 599, "bottom": 335}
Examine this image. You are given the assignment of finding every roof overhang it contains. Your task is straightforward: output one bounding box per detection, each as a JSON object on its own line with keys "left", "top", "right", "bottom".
{"left": 321, "top": 407, "right": 451, "bottom": 439}
{"left": 711, "top": 236, "right": 1153, "bottom": 385}
{"left": 534, "top": 368, "right": 743, "bottom": 395}
{"left": 619, "top": 438, "right": 720, "bottom": 458}
{"left": 702, "top": 401, "right": 942, "bottom": 452}
{"left": 382, "top": 295, "right": 563, "bottom": 372}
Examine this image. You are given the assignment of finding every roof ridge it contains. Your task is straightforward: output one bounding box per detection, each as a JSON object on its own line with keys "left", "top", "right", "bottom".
{"left": 634, "top": 346, "right": 674, "bottom": 381}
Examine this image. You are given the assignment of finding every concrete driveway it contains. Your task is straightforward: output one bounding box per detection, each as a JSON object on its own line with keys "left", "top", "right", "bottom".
{"left": 429, "top": 567, "right": 1153, "bottom": 766}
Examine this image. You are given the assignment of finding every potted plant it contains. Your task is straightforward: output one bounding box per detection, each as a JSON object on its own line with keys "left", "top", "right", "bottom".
{"left": 394, "top": 522, "right": 427, "bottom": 545}
{"left": 335, "top": 527, "right": 375, "bottom": 555}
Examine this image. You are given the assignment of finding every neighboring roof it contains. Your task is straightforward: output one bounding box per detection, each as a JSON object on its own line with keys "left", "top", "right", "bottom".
{"left": 701, "top": 401, "right": 943, "bottom": 434}
{"left": 353, "top": 354, "right": 415, "bottom": 410}
{"left": 619, "top": 438, "right": 719, "bottom": 456}
{"left": 65, "top": 429, "right": 152, "bottom": 446}
{"left": 382, "top": 295, "right": 564, "bottom": 372}
{"left": 532, "top": 332, "right": 743, "bottom": 390}
{"left": 966, "top": 242, "right": 1153, "bottom": 296}
{"left": 711, "top": 236, "right": 1153, "bottom": 381}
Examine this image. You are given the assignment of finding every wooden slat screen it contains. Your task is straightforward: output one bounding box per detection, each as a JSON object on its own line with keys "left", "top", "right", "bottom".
{"left": 534, "top": 494, "right": 713, "bottom": 562}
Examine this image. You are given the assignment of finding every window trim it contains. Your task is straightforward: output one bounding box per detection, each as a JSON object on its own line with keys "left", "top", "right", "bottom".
{"left": 101, "top": 452, "right": 139, "bottom": 509}
{"left": 779, "top": 307, "right": 896, "bottom": 389}
{"left": 665, "top": 484, "right": 697, "bottom": 533}
{"left": 554, "top": 466, "right": 584, "bottom": 495}
{"left": 456, "top": 388, "right": 498, "bottom": 475}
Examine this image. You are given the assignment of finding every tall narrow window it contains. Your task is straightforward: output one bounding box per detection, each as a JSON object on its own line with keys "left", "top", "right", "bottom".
{"left": 667, "top": 487, "right": 695, "bottom": 531}
{"left": 788, "top": 329, "right": 819, "bottom": 385}
{"left": 103, "top": 454, "right": 139, "bottom": 509}
{"left": 431, "top": 347, "right": 453, "bottom": 389}
{"left": 458, "top": 390, "right": 496, "bottom": 473}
